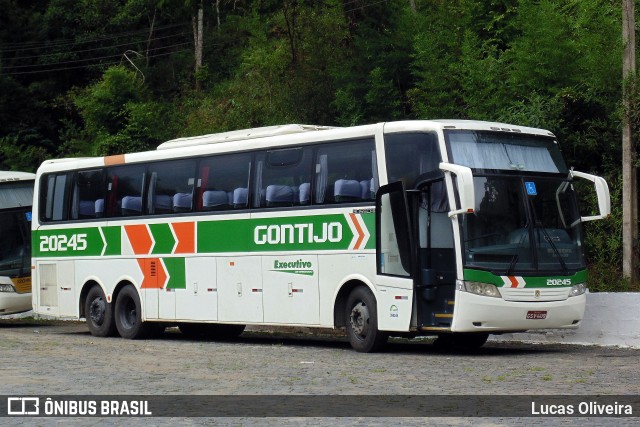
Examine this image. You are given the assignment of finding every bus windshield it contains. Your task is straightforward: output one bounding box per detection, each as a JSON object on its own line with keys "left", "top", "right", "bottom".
{"left": 0, "top": 177, "right": 34, "bottom": 312}
{"left": 462, "top": 175, "right": 585, "bottom": 274}
{"left": 0, "top": 180, "right": 33, "bottom": 279}
{"left": 0, "top": 210, "right": 31, "bottom": 279}
{"left": 446, "top": 130, "right": 568, "bottom": 173}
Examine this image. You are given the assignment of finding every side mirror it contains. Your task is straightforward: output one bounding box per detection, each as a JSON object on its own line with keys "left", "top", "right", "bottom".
{"left": 439, "top": 163, "right": 475, "bottom": 217}
{"left": 571, "top": 170, "right": 611, "bottom": 222}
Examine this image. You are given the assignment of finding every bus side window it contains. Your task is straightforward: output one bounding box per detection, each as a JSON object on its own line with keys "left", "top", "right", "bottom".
{"left": 71, "top": 169, "right": 106, "bottom": 220}
{"left": 315, "top": 138, "right": 376, "bottom": 205}
{"left": 41, "top": 173, "right": 72, "bottom": 222}
{"left": 147, "top": 159, "right": 195, "bottom": 215}
{"left": 254, "top": 147, "right": 313, "bottom": 208}
{"left": 198, "top": 152, "right": 252, "bottom": 211}
{"left": 384, "top": 132, "right": 440, "bottom": 189}
{"left": 106, "top": 165, "right": 146, "bottom": 217}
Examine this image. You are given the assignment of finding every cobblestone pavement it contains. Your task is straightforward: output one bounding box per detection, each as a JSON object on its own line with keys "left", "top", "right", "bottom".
{"left": 1, "top": 318, "right": 638, "bottom": 426}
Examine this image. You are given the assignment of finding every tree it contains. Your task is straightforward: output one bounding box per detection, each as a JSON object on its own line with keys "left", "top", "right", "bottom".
{"left": 71, "top": 66, "right": 176, "bottom": 155}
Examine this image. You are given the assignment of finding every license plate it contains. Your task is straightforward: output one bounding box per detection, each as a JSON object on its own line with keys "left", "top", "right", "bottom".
{"left": 526, "top": 310, "right": 547, "bottom": 320}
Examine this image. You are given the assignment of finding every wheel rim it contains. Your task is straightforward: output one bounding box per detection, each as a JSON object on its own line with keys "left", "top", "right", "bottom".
{"left": 349, "top": 301, "right": 369, "bottom": 338}
{"left": 120, "top": 297, "right": 137, "bottom": 329}
{"left": 89, "top": 297, "right": 105, "bottom": 326}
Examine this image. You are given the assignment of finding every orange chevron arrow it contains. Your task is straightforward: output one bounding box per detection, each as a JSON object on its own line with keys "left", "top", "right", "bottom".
{"left": 125, "top": 224, "right": 153, "bottom": 255}
{"left": 172, "top": 222, "right": 195, "bottom": 254}
{"left": 349, "top": 213, "right": 366, "bottom": 250}
{"left": 138, "top": 258, "right": 168, "bottom": 289}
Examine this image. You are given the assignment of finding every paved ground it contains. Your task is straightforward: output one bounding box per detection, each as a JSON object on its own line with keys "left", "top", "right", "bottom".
{"left": 1, "top": 318, "right": 638, "bottom": 426}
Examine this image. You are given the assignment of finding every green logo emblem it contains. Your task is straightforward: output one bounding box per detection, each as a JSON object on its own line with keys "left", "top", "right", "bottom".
{"left": 271, "top": 259, "right": 314, "bottom": 276}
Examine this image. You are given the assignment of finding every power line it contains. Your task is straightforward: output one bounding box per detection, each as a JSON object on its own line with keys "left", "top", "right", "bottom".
{"left": 343, "top": 0, "right": 390, "bottom": 14}
{"left": 1, "top": 48, "right": 193, "bottom": 76}
{"left": 0, "top": 22, "right": 190, "bottom": 53}
{"left": 2, "top": 42, "right": 193, "bottom": 71}
{"left": 5, "top": 32, "right": 191, "bottom": 61}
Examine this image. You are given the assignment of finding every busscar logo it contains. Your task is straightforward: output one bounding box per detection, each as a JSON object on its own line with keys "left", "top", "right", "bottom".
{"left": 7, "top": 397, "right": 39, "bottom": 415}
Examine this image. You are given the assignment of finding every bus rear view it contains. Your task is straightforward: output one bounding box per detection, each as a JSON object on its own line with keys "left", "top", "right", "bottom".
{"left": 0, "top": 171, "right": 35, "bottom": 315}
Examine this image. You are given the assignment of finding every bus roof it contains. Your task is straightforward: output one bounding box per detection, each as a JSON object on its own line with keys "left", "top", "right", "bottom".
{"left": 35, "top": 120, "right": 558, "bottom": 174}
{"left": 384, "top": 120, "right": 556, "bottom": 138}
{"left": 157, "top": 124, "right": 336, "bottom": 150}
{"left": 0, "top": 171, "right": 36, "bottom": 182}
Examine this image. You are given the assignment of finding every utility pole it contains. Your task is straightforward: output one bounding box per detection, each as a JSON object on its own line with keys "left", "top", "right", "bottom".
{"left": 193, "top": 1, "right": 204, "bottom": 90}
{"left": 622, "top": 0, "right": 638, "bottom": 285}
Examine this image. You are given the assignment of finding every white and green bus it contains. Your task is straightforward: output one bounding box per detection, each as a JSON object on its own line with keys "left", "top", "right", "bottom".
{"left": 31, "top": 121, "right": 610, "bottom": 351}
{"left": 0, "top": 171, "right": 35, "bottom": 315}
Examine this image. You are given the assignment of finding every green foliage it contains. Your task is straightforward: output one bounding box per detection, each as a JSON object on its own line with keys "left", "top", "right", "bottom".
{"left": 0, "top": 132, "right": 50, "bottom": 172}
{"left": 73, "top": 66, "right": 146, "bottom": 135}
{"left": 407, "top": 2, "right": 467, "bottom": 119}
{"left": 70, "top": 66, "right": 177, "bottom": 155}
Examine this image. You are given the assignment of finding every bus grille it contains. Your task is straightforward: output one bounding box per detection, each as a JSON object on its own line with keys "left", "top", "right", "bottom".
{"left": 500, "top": 287, "right": 570, "bottom": 302}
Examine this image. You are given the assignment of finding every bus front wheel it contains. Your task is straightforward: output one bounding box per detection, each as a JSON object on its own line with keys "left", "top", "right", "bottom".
{"left": 85, "top": 285, "right": 116, "bottom": 337}
{"left": 114, "top": 285, "right": 150, "bottom": 339}
{"left": 345, "top": 286, "right": 388, "bottom": 353}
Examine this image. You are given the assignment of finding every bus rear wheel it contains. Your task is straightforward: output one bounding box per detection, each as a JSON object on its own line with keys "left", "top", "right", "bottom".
{"left": 85, "top": 285, "right": 116, "bottom": 337}
{"left": 114, "top": 285, "right": 151, "bottom": 339}
{"left": 345, "top": 286, "right": 388, "bottom": 353}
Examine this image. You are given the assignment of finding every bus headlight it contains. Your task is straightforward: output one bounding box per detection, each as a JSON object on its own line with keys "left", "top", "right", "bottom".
{"left": 461, "top": 281, "right": 502, "bottom": 298}
{"left": 569, "top": 283, "right": 586, "bottom": 297}
{"left": 0, "top": 283, "right": 16, "bottom": 293}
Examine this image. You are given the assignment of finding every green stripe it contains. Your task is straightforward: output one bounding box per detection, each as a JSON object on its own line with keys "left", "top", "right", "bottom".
{"left": 150, "top": 223, "right": 175, "bottom": 255}
{"left": 463, "top": 269, "right": 588, "bottom": 288}
{"left": 102, "top": 226, "right": 121, "bottom": 256}
{"left": 197, "top": 214, "right": 356, "bottom": 253}
{"left": 33, "top": 212, "right": 378, "bottom": 257}
{"left": 33, "top": 227, "right": 104, "bottom": 257}
{"left": 164, "top": 257, "right": 186, "bottom": 289}
{"left": 361, "top": 212, "right": 376, "bottom": 250}
{"left": 270, "top": 269, "right": 314, "bottom": 276}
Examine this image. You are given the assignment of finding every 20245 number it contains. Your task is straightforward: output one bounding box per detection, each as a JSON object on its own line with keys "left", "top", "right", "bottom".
{"left": 39, "top": 234, "right": 88, "bottom": 252}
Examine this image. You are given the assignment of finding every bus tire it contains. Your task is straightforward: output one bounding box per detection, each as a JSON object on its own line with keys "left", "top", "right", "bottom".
{"left": 85, "top": 285, "right": 116, "bottom": 337}
{"left": 114, "top": 285, "right": 150, "bottom": 339}
{"left": 345, "top": 286, "right": 388, "bottom": 353}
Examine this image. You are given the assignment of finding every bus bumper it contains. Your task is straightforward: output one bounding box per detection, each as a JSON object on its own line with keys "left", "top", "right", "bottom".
{"left": 0, "top": 292, "right": 32, "bottom": 315}
{"left": 451, "top": 290, "right": 586, "bottom": 332}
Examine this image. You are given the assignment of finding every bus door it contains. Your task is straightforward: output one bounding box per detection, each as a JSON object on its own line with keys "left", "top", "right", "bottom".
{"left": 375, "top": 182, "right": 414, "bottom": 332}
{"left": 414, "top": 179, "right": 457, "bottom": 330}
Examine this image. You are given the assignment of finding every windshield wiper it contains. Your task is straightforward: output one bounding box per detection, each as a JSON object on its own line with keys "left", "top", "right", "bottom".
{"left": 535, "top": 221, "right": 569, "bottom": 276}
{"left": 526, "top": 193, "right": 569, "bottom": 275}
{"left": 505, "top": 227, "right": 528, "bottom": 276}
{"left": 506, "top": 253, "right": 519, "bottom": 276}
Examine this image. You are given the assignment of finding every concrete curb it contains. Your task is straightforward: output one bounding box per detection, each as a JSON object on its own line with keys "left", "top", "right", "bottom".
{"left": 489, "top": 292, "right": 640, "bottom": 348}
